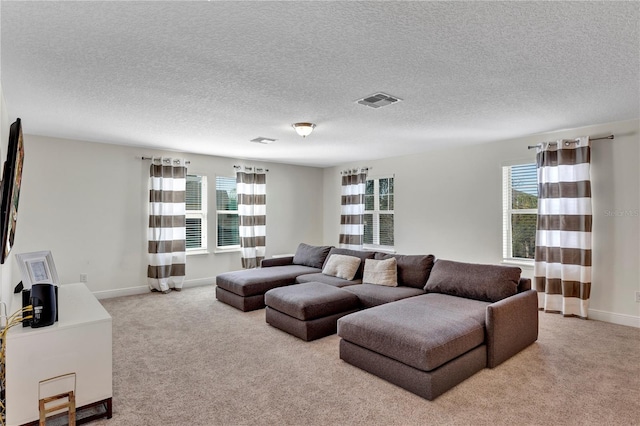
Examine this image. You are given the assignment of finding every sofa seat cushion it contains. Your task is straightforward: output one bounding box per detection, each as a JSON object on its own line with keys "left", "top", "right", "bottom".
{"left": 216, "top": 265, "right": 321, "bottom": 297}
{"left": 296, "top": 272, "right": 362, "bottom": 287}
{"left": 337, "top": 294, "right": 489, "bottom": 371}
{"left": 265, "top": 282, "right": 360, "bottom": 321}
{"left": 342, "top": 284, "right": 424, "bottom": 308}
{"left": 419, "top": 293, "right": 489, "bottom": 324}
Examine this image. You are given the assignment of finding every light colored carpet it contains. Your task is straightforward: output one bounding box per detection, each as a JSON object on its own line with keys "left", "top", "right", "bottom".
{"left": 94, "top": 285, "right": 640, "bottom": 426}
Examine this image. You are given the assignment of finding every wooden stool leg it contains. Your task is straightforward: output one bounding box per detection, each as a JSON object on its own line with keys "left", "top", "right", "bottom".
{"left": 68, "top": 390, "right": 76, "bottom": 426}
{"left": 39, "top": 398, "right": 46, "bottom": 426}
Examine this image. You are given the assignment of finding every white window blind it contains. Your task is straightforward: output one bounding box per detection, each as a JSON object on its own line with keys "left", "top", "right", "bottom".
{"left": 186, "top": 174, "right": 208, "bottom": 251}
{"left": 215, "top": 176, "right": 239, "bottom": 249}
{"left": 502, "top": 164, "right": 538, "bottom": 261}
{"left": 364, "top": 176, "right": 394, "bottom": 250}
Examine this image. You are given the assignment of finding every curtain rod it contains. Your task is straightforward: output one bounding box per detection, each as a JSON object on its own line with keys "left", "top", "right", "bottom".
{"left": 341, "top": 167, "right": 370, "bottom": 175}
{"left": 527, "top": 135, "right": 614, "bottom": 150}
{"left": 233, "top": 165, "right": 269, "bottom": 172}
{"left": 141, "top": 156, "right": 190, "bottom": 165}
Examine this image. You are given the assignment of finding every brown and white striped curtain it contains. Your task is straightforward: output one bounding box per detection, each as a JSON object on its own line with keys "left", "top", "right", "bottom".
{"left": 534, "top": 137, "right": 592, "bottom": 318}
{"left": 148, "top": 157, "right": 186, "bottom": 292}
{"left": 339, "top": 169, "right": 368, "bottom": 250}
{"left": 237, "top": 169, "right": 266, "bottom": 269}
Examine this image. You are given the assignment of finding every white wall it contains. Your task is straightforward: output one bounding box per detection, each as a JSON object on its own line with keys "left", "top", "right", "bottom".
{"left": 4, "top": 118, "right": 638, "bottom": 326}
{"left": 8, "top": 135, "right": 324, "bottom": 298}
{"left": 324, "top": 119, "right": 640, "bottom": 327}
{"left": 0, "top": 82, "right": 14, "bottom": 308}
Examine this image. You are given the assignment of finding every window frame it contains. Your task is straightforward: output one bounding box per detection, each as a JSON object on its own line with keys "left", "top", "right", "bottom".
{"left": 363, "top": 175, "right": 395, "bottom": 252}
{"left": 502, "top": 163, "right": 537, "bottom": 265}
{"left": 185, "top": 174, "right": 208, "bottom": 255}
{"left": 215, "top": 175, "right": 240, "bottom": 252}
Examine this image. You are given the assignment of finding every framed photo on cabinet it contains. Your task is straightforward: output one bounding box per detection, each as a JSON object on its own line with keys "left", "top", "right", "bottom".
{"left": 15, "top": 250, "right": 60, "bottom": 288}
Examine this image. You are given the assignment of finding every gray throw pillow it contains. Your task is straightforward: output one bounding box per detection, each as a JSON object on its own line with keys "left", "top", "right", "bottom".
{"left": 292, "top": 243, "right": 333, "bottom": 269}
{"left": 424, "top": 259, "right": 520, "bottom": 302}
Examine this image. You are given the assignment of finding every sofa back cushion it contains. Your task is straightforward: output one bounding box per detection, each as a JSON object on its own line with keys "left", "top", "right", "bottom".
{"left": 424, "top": 259, "right": 520, "bottom": 302}
{"left": 292, "top": 243, "right": 333, "bottom": 269}
{"left": 374, "top": 253, "right": 436, "bottom": 289}
{"left": 323, "top": 248, "right": 375, "bottom": 279}
{"left": 362, "top": 258, "right": 398, "bottom": 287}
{"left": 322, "top": 254, "right": 361, "bottom": 280}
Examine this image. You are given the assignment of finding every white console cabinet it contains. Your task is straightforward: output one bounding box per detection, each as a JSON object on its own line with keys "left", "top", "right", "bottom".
{"left": 5, "top": 283, "right": 112, "bottom": 426}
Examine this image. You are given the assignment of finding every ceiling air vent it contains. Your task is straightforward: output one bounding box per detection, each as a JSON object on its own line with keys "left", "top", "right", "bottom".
{"left": 356, "top": 92, "right": 402, "bottom": 109}
{"left": 250, "top": 137, "right": 276, "bottom": 144}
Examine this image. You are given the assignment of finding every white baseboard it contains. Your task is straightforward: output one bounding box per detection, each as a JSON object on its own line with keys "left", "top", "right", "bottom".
{"left": 588, "top": 309, "right": 640, "bottom": 328}
{"left": 93, "top": 277, "right": 215, "bottom": 300}
{"left": 91, "top": 283, "right": 640, "bottom": 329}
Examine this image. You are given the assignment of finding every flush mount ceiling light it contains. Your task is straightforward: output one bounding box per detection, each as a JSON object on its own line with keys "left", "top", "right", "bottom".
{"left": 292, "top": 122, "right": 316, "bottom": 138}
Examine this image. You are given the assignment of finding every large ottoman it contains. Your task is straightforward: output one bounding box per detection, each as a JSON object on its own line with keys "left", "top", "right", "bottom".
{"left": 265, "top": 282, "right": 361, "bottom": 341}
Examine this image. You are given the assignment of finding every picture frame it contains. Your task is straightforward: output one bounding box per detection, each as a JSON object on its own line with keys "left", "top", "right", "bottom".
{"left": 15, "top": 250, "right": 60, "bottom": 288}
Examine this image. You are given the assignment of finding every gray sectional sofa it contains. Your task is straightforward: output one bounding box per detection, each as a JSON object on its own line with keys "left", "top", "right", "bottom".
{"left": 214, "top": 243, "right": 539, "bottom": 400}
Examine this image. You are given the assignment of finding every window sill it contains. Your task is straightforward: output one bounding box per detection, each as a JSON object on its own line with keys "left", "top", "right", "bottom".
{"left": 363, "top": 245, "right": 396, "bottom": 254}
{"left": 214, "top": 247, "right": 241, "bottom": 254}
{"left": 502, "top": 259, "right": 534, "bottom": 269}
{"left": 186, "top": 249, "right": 210, "bottom": 256}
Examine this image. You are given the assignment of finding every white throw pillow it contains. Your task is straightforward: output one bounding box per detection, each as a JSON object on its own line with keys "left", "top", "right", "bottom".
{"left": 363, "top": 258, "right": 398, "bottom": 287}
{"left": 322, "top": 254, "right": 361, "bottom": 280}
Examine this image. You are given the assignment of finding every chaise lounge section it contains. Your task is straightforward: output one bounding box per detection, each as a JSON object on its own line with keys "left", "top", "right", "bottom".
{"left": 337, "top": 259, "right": 539, "bottom": 400}
{"left": 215, "top": 243, "right": 333, "bottom": 311}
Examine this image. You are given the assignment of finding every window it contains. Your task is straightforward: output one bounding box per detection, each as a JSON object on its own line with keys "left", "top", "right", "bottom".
{"left": 502, "top": 164, "right": 538, "bottom": 261}
{"left": 186, "top": 174, "right": 208, "bottom": 252}
{"left": 215, "top": 176, "right": 239, "bottom": 249}
{"left": 364, "top": 176, "right": 394, "bottom": 250}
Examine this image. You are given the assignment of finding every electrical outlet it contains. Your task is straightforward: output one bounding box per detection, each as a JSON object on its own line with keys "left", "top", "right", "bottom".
{"left": 80, "top": 273, "right": 88, "bottom": 283}
{"left": 636, "top": 291, "right": 640, "bottom": 303}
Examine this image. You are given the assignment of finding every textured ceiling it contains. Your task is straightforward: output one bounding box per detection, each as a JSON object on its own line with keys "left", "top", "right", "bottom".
{"left": 1, "top": 1, "right": 638, "bottom": 167}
